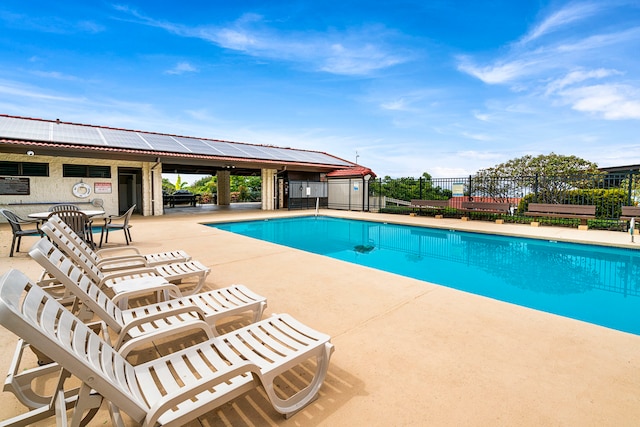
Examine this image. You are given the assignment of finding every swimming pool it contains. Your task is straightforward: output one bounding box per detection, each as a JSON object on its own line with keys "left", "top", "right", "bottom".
{"left": 209, "top": 216, "right": 640, "bottom": 335}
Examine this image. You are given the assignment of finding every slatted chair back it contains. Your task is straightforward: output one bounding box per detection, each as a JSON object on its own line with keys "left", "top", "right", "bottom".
{"left": 45, "top": 215, "right": 100, "bottom": 263}
{"left": 0, "top": 269, "right": 149, "bottom": 423}
{"left": 29, "top": 237, "right": 125, "bottom": 332}
{"left": 48, "top": 204, "right": 80, "bottom": 212}
{"left": 40, "top": 221, "right": 107, "bottom": 286}
{"left": 48, "top": 209, "right": 94, "bottom": 247}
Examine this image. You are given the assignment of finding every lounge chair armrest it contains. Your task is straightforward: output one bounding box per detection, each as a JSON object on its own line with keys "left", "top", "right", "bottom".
{"left": 99, "top": 267, "right": 160, "bottom": 283}
{"left": 95, "top": 246, "right": 143, "bottom": 258}
{"left": 110, "top": 283, "right": 183, "bottom": 307}
{"left": 95, "top": 254, "right": 148, "bottom": 268}
{"left": 117, "top": 318, "right": 214, "bottom": 356}
{"left": 143, "top": 360, "right": 261, "bottom": 427}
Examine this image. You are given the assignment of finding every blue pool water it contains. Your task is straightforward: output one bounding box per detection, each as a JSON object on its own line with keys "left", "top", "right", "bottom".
{"left": 209, "top": 216, "right": 640, "bottom": 335}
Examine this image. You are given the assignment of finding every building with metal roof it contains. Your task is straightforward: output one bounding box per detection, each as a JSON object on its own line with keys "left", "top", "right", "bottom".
{"left": 0, "top": 114, "right": 364, "bottom": 217}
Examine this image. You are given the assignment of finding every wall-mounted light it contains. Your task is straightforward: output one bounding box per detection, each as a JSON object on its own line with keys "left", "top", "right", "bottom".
{"left": 26, "top": 150, "right": 35, "bottom": 156}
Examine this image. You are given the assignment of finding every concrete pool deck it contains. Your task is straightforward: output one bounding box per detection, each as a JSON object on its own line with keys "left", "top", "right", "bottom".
{"left": 1, "top": 208, "right": 639, "bottom": 426}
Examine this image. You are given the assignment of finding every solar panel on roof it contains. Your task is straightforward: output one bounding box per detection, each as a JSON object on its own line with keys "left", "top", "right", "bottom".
{"left": 100, "top": 128, "right": 150, "bottom": 149}
{"left": 245, "top": 146, "right": 278, "bottom": 160}
{"left": 232, "top": 144, "right": 270, "bottom": 159}
{"left": 172, "top": 137, "right": 222, "bottom": 155}
{"left": 0, "top": 115, "right": 353, "bottom": 167}
{"left": 139, "top": 133, "right": 188, "bottom": 153}
{"left": 52, "top": 123, "right": 105, "bottom": 145}
{"left": 208, "top": 141, "right": 250, "bottom": 158}
{"left": 269, "top": 147, "right": 299, "bottom": 161}
{"left": 0, "top": 116, "right": 50, "bottom": 141}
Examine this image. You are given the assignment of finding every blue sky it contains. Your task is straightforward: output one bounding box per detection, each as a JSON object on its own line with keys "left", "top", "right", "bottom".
{"left": 1, "top": 1, "right": 639, "bottom": 182}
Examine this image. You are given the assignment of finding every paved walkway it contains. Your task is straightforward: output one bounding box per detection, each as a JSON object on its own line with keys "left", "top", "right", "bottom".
{"left": 1, "top": 209, "right": 639, "bottom": 426}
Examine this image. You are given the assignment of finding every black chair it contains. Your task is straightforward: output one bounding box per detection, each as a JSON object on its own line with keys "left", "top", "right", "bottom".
{"left": 0, "top": 208, "right": 44, "bottom": 257}
{"left": 48, "top": 204, "right": 80, "bottom": 212}
{"left": 48, "top": 210, "right": 95, "bottom": 249}
{"left": 99, "top": 204, "right": 136, "bottom": 247}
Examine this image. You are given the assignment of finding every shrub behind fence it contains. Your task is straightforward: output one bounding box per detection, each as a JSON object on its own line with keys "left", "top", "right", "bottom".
{"left": 368, "top": 171, "right": 640, "bottom": 224}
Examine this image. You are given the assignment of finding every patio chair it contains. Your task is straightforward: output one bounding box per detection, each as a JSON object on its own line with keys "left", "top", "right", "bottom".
{"left": 99, "top": 204, "right": 135, "bottom": 247}
{"left": 0, "top": 208, "right": 44, "bottom": 257}
{"left": 48, "top": 203, "right": 80, "bottom": 212}
{"left": 0, "top": 269, "right": 332, "bottom": 425}
{"left": 48, "top": 209, "right": 95, "bottom": 249}
{"left": 39, "top": 219, "right": 210, "bottom": 298}
{"left": 46, "top": 214, "right": 192, "bottom": 272}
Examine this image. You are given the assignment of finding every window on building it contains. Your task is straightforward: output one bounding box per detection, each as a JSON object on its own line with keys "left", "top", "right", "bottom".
{"left": 63, "top": 164, "right": 111, "bottom": 178}
{"left": 0, "top": 161, "right": 49, "bottom": 176}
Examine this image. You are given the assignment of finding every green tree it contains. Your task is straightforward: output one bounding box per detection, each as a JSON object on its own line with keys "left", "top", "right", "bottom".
{"left": 230, "top": 176, "right": 261, "bottom": 201}
{"left": 162, "top": 178, "right": 175, "bottom": 193}
{"left": 474, "top": 153, "right": 603, "bottom": 203}
{"left": 192, "top": 176, "right": 216, "bottom": 194}
{"left": 371, "top": 172, "right": 450, "bottom": 202}
{"left": 174, "top": 175, "right": 188, "bottom": 190}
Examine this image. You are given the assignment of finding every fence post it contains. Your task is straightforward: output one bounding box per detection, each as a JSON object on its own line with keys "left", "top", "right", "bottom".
{"left": 534, "top": 174, "right": 539, "bottom": 203}
{"left": 628, "top": 171, "right": 634, "bottom": 206}
{"left": 419, "top": 177, "right": 423, "bottom": 200}
{"left": 467, "top": 175, "right": 472, "bottom": 200}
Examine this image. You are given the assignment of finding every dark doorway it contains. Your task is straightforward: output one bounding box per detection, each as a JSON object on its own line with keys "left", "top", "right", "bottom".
{"left": 117, "top": 167, "right": 142, "bottom": 214}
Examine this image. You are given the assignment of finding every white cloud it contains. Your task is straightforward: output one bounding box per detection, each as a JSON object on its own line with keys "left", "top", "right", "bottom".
{"left": 0, "top": 80, "right": 83, "bottom": 102}
{"left": 519, "top": 2, "right": 602, "bottom": 44}
{"left": 457, "top": 150, "right": 504, "bottom": 161}
{"left": 473, "top": 111, "right": 492, "bottom": 122}
{"left": 560, "top": 84, "right": 640, "bottom": 119}
{"left": 457, "top": 57, "right": 539, "bottom": 84}
{"left": 381, "top": 99, "right": 409, "bottom": 111}
{"left": 456, "top": 2, "right": 640, "bottom": 123}
{"left": 461, "top": 132, "right": 492, "bottom": 141}
{"left": 545, "top": 68, "right": 621, "bottom": 94}
{"left": 114, "top": 8, "right": 409, "bottom": 76}
{"left": 165, "top": 62, "right": 198, "bottom": 75}
{"left": 30, "top": 70, "right": 79, "bottom": 81}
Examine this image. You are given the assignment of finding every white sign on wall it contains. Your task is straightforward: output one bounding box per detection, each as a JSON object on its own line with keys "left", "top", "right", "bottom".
{"left": 94, "top": 182, "right": 112, "bottom": 194}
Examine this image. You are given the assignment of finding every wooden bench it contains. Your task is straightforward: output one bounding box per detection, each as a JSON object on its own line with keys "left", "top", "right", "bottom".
{"left": 164, "top": 194, "right": 197, "bottom": 208}
{"left": 620, "top": 206, "right": 640, "bottom": 233}
{"left": 410, "top": 200, "right": 449, "bottom": 217}
{"left": 459, "top": 201, "right": 510, "bottom": 223}
{"left": 620, "top": 206, "right": 640, "bottom": 221}
{"left": 525, "top": 203, "right": 596, "bottom": 229}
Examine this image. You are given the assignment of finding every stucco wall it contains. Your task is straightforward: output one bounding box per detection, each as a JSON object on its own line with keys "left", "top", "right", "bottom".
{"left": 0, "top": 153, "right": 156, "bottom": 221}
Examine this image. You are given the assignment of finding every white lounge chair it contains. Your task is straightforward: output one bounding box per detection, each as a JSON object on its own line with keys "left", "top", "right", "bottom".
{"left": 0, "top": 269, "right": 333, "bottom": 426}
{"left": 46, "top": 214, "right": 192, "bottom": 272}
{"left": 30, "top": 238, "right": 267, "bottom": 344}
{"left": 7, "top": 238, "right": 266, "bottom": 410}
{"left": 41, "top": 218, "right": 210, "bottom": 297}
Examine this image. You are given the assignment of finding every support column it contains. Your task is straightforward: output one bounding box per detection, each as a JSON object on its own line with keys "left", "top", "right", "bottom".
{"left": 261, "top": 169, "right": 277, "bottom": 210}
{"left": 216, "top": 170, "right": 231, "bottom": 205}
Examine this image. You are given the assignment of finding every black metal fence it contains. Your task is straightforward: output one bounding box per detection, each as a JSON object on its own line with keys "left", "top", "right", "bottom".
{"left": 367, "top": 170, "right": 640, "bottom": 227}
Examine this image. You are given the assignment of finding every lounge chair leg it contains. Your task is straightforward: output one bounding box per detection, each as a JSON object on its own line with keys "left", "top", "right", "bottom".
{"left": 69, "top": 384, "right": 102, "bottom": 427}
{"left": 262, "top": 342, "right": 334, "bottom": 418}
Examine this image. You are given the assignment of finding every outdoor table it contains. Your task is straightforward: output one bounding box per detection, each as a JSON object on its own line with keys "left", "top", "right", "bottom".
{"left": 27, "top": 210, "right": 105, "bottom": 220}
